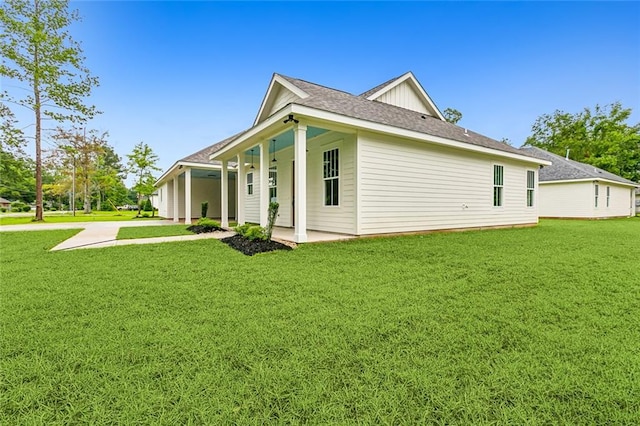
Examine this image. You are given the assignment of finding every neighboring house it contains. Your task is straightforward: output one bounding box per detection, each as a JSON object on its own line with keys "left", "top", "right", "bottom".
{"left": 636, "top": 188, "right": 640, "bottom": 215}
{"left": 520, "top": 146, "right": 638, "bottom": 218}
{"left": 158, "top": 71, "right": 549, "bottom": 241}
{"left": 0, "top": 197, "right": 11, "bottom": 210}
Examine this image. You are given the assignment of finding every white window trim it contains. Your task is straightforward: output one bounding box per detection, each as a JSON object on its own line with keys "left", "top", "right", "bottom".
{"left": 526, "top": 170, "right": 535, "bottom": 208}
{"left": 493, "top": 164, "right": 504, "bottom": 208}
{"left": 323, "top": 147, "right": 340, "bottom": 208}
{"left": 247, "top": 172, "right": 254, "bottom": 196}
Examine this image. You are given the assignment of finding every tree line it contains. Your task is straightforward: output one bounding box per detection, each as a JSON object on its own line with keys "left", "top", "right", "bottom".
{"left": 1, "top": 0, "right": 159, "bottom": 217}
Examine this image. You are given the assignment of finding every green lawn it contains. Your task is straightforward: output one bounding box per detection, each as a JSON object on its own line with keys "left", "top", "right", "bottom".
{"left": 116, "top": 225, "right": 193, "bottom": 240}
{"left": 0, "top": 211, "right": 160, "bottom": 226}
{"left": 1, "top": 219, "right": 639, "bottom": 424}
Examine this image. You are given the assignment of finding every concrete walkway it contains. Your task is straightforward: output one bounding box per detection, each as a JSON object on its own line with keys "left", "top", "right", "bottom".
{"left": 0, "top": 220, "right": 354, "bottom": 251}
{"left": 0, "top": 220, "right": 233, "bottom": 251}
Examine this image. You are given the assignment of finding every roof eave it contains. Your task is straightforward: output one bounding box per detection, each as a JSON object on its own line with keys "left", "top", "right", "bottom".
{"left": 155, "top": 161, "right": 223, "bottom": 187}
{"left": 540, "top": 178, "right": 638, "bottom": 187}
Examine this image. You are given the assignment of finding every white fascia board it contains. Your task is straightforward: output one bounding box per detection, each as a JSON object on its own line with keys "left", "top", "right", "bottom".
{"left": 253, "top": 74, "right": 310, "bottom": 126}
{"left": 212, "top": 105, "right": 293, "bottom": 161}
{"left": 540, "top": 178, "right": 638, "bottom": 188}
{"left": 365, "top": 72, "right": 445, "bottom": 121}
{"left": 155, "top": 161, "right": 223, "bottom": 186}
{"left": 290, "top": 104, "right": 551, "bottom": 166}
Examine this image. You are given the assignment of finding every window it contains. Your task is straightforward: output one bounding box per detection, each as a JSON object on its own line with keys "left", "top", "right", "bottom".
{"left": 269, "top": 167, "right": 277, "bottom": 201}
{"left": 247, "top": 172, "right": 253, "bottom": 195}
{"left": 493, "top": 165, "right": 504, "bottom": 207}
{"left": 323, "top": 148, "right": 339, "bottom": 206}
{"left": 526, "top": 170, "right": 535, "bottom": 207}
{"left": 606, "top": 186, "right": 610, "bottom": 207}
{"left": 595, "top": 184, "right": 599, "bottom": 207}
{"left": 159, "top": 188, "right": 162, "bottom": 202}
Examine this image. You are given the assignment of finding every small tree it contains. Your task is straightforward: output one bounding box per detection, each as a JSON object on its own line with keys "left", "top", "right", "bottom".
{"left": 126, "top": 142, "right": 160, "bottom": 217}
{"left": 443, "top": 108, "right": 463, "bottom": 124}
{"left": 266, "top": 201, "right": 279, "bottom": 241}
{"left": 1, "top": 0, "right": 99, "bottom": 221}
{"left": 201, "top": 201, "right": 208, "bottom": 218}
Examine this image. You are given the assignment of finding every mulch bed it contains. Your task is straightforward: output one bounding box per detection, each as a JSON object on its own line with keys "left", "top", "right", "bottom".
{"left": 220, "top": 234, "right": 293, "bottom": 256}
{"left": 186, "top": 225, "right": 222, "bottom": 234}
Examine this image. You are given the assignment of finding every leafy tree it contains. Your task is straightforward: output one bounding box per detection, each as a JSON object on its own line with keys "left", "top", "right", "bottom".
{"left": 525, "top": 102, "right": 640, "bottom": 182}
{"left": 127, "top": 142, "right": 160, "bottom": 217}
{"left": 443, "top": 107, "right": 463, "bottom": 124}
{"left": 51, "top": 127, "right": 107, "bottom": 213}
{"left": 94, "top": 145, "right": 128, "bottom": 210}
{"left": 0, "top": 104, "right": 35, "bottom": 202}
{"left": 0, "top": 0, "right": 99, "bottom": 220}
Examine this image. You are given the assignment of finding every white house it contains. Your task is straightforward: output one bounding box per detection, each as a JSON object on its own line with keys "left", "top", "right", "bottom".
{"left": 520, "top": 147, "right": 638, "bottom": 218}
{"left": 157, "top": 72, "right": 551, "bottom": 241}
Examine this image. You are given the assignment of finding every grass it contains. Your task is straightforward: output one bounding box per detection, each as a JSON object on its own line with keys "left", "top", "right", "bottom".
{"left": 1, "top": 219, "right": 639, "bottom": 424}
{"left": 0, "top": 211, "right": 160, "bottom": 226}
{"left": 116, "top": 225, "right": 193, "bottom": 240}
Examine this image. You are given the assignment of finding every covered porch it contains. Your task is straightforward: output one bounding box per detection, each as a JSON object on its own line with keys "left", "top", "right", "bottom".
{"left": 212, "top": 114, "right": 356, "bottom": 243}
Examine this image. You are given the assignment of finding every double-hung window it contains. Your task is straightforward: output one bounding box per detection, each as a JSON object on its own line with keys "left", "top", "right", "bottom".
{"left": 526, "top": 170, "right": 535, "bottom": 207}
{"left": 606, "top": 186, "right": 610, "bottom": 207}
{"left": 247, "top": 172, "right": 254, "bottom": 195}
{"left": 493, "top": 165, "right": 504, "bottom": 207}
{"left": 595, "top": 184, "right": 599, "bottom": 208}
{"left": 323, "top": 148, "right": 339, "bottom": 206}
{"left": 269, "top": 167, "right": 277, "bottom": 201}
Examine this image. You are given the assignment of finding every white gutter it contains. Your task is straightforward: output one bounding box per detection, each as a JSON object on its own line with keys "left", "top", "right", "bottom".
{"left": 540, "top": 178, "right": 638, "bottom": 188}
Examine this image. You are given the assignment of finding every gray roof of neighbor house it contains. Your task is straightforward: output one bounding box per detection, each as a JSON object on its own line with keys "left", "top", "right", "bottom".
{"left": 520, "top": 146, "right": 638, "bottom": 186}
{"left": 0, "top": 197, "right": 11, "bottom": 204}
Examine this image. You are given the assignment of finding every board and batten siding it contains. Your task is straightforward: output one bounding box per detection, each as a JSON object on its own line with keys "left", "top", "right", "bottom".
{"left": 539, "top": 181, "right": 634, "bottom": 218}
{"left": 375, "top": 81, "right": 431, "bottom": 115}
{"left": 357, "top": 132, "right": 538, "bottom": 234}
{"left": 306, "top": 132, "right": 357, "bottom": 234}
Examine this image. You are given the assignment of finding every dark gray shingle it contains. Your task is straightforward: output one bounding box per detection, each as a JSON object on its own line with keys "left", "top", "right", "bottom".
{"left": 520, "top": 146, "right": 637, "bottom": 186}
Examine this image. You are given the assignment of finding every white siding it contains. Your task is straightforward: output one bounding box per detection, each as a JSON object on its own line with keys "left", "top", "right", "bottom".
{"left": 375, "top": 81, "right": 431, "bottom": 115}
{"left": 266, "top": 86, "right": 299, "bottom": 118}
{"left": 271, "top": 146, "right": 293, "bottom": 227}
{"left": 540, "top": 181, "right": 634, "bottom": 218}
{"left": 157, "top": 182, "right": 170, "bottom": 218}
{"left": 306, "top": 133, "right": 357, "bottom": 234}
{"left": 357, "top": 132, "right": 538, "bottom": 235}
{"left": 245, "top": 169, "right": 260, "bottom": 224}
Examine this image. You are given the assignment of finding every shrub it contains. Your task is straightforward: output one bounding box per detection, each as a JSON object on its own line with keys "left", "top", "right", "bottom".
{"left": 11, "top": 201, "right": 25, "bottom": 212}
{"left": 141, "top": 212, "right": 150, "bottom": 218}
{"left": 234, "top": 223, "right": 253, "bottom": 236}
{"left": 22, "top": 205, "right": 32, "bottom": 212}
{"left": 142, "top": 199, "right": 153, "bottom": 211}
{"left": 187, "top": 217, "right": 222, "bottom": 234}
{"left": 0, "top": 207, "right": 6, "bottom": 212}
{"left": 245, "top": 225, "right": 267, "bottom": 241}
{"left": 201, "top": 201, "right": 208, "bottom": 218}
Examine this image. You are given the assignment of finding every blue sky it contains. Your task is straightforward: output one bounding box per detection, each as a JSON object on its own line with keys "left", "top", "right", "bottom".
{"left": 5, "top": 1, "right": 640, "bottom": 182}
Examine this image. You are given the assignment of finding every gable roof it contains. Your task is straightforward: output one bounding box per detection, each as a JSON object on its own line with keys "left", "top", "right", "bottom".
{"left": 521, "top": 146, "right": 638, "bottom": 186}
{"left": 276, "top": 74, "right": 535, "bottom": 159}
{"left": 359, "top": 73, "right": 407, "bottom": 99}
{"left": 0, "top": 197, "right": 11, "bottom": 204}
{"left": 180, "top": 131, "right": 247, "bottom": 164}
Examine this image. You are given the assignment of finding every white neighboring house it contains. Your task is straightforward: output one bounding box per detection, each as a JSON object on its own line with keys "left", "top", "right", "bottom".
{"left": 520, "top": 147, "right": 638, "bottom": 218}
{"left": 157, "top": 71, "right": 551, "bottom": 239}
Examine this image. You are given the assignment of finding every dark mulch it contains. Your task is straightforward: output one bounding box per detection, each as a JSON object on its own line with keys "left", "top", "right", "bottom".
{"left": 187, "top": 225, "right": 222, "bottom": 234}
{"left": 220, "top": 234, "right": 293, "bottom": 256}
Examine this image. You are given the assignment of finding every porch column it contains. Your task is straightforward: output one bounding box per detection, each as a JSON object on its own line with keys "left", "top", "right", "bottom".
{"left": 294, "top": 123, "right": 308, "bottom": 243}
{"left": 236, "top": 153, "right": 245, "bottom": 225}
{"left": 259, "top": 140, "right": 269, "bottom": 227}
{"left": 220, "top": 160, "right": 229, "bottom": 227}
{"left": 172, "top": 176, "right": 179, "bottom": 223}
{"left": 184, "top": 167, "right": 192, "bottom": 224}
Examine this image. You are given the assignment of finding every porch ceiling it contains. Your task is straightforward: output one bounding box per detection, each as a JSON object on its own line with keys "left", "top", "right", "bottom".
{"left": 242, "top": 126, "right": 328, "bottom": 158}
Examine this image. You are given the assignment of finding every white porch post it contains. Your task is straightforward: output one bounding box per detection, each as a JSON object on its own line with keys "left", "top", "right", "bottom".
{"left": 294, "top": 123, "right": 308, "bottom": 243}
{"left": 172, "top": 176, "right": 179, "bottom": 223}
{"left": 221, "top": 160, "right": 229, "bottom": 227}
{"left": 236, "top": 153, "right": 245, "bottom": 225}
{"left": 259, "top": 140, "right": 269, "bottom": 227}
{"left": 184, "top": 167, "right": 192, "bottom": 225}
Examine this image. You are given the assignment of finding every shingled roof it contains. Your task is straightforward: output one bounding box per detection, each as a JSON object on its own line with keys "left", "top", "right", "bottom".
{"left": 275, "top": 74, "right": 538, "bottom": 159}
{"left": 180, "top": 130, "right": 247, "bottom": 164}
{"left": 520, "top": 146, "right": 638, "bottom": 186}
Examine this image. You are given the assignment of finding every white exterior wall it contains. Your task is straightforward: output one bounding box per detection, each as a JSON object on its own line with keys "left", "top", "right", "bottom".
{"left": 245, "top": 168, "right": 260, "bottom": 223}
{"left": 266, "top": 87, "right": 299, "bottom": 118}
{"left": 157, "top": 182, "right": 170, "bottom": 218}
{"left": 271, "top": 146, "right": 293, "bottom": 228}
{"left": 306, "top": 132, "right": 357, "bottom": 234}
{"left": 375, "top": 81, "right": 430, "bottom": 115}
{"left": 357, "top": 132, "right": 538, "bottom": 235}
{"left": 539, "top": 181, "right": 634, "bottom": 218}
